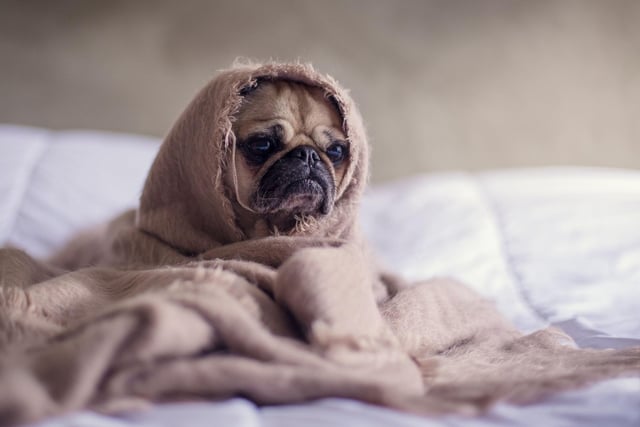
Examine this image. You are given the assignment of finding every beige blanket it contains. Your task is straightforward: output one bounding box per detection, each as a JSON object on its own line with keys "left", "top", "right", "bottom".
{"left": 1, "top": 63, "right": 639, "bottom": 426}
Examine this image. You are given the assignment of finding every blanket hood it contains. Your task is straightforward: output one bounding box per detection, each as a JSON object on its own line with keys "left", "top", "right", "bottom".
{"left": 137, "top": 63, "right": 369, "bottom": 255}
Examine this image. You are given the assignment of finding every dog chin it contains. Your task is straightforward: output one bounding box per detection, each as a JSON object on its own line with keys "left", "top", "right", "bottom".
{"left": 250, "top": 178, "right": 335, "bottom": 233}
{"left": 281, "top": 179, "right": 326, "bottom": 211}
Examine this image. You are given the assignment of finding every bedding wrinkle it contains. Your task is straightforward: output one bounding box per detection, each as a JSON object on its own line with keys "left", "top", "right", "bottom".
{"left": 472, "top": 175, "right": 551, "bottom": 325}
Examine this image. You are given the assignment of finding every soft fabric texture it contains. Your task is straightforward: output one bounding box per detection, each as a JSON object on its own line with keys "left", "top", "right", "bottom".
{"left": 1, "top": 64, "right": 639, "bottom": 427}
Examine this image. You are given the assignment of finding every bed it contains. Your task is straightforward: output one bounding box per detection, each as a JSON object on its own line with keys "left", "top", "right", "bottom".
{"left": 1, "top": 124, "right": 638, "bottom": 427}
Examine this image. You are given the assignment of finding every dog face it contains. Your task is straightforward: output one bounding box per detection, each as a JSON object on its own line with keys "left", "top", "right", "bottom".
{"left": 229, "top": 80, "right": 350, "bottom": 234}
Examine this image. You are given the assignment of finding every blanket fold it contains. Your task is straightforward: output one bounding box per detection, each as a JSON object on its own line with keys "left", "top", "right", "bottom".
{"left": 1, "top": 62, "right": 639, "bottom": 426}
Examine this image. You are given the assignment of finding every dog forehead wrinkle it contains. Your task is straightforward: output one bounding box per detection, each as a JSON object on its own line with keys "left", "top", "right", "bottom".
{"left": 238, "top": 81, "right": 344, "bottom": 149}
{"left": 301, "top": 88, "right": 339, "bottom": 134}
{"left": 272, "top": 81, "right": 340, "bottom": 137}
{"left": 310, "top": 127, "right": 346, "bottom": 149}
{"left": 238, "top": 119, "right": 294, "bottom": 145}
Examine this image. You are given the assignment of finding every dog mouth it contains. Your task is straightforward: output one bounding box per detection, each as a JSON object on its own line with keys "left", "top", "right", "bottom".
{"left": 253, "top": 176, "right": 329, "bottom": 216}
{"left": 285, "top": 178, "right": 323, "bottom": 196}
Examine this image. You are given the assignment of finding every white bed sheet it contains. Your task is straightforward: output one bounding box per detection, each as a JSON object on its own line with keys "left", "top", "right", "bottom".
{"left": 1, "top": 124, "right": 638, "bottom": 426}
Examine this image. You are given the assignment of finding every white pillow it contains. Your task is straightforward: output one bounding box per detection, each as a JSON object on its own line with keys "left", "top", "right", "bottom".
{"left": 0, "top": 124, "right": 160, "bottom": 257}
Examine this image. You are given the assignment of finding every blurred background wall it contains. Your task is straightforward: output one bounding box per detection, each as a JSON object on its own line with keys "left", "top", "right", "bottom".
{"left": 1, "top": 0, "right": 638, "bottom": 182}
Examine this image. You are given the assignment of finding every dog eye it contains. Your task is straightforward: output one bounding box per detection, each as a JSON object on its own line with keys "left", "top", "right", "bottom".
{"left": 326, "top": 143, "right": 348, "bottom": 164}
{"left": 241, "top": 136, "right": 279, "bottom": 165}
{"left": 248, "top": 137, "right": 273, "bottom": 154}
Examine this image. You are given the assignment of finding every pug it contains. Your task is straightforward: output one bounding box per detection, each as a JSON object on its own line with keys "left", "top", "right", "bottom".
{"left": 228, "top": 80, "right": 351, "bottom": 237}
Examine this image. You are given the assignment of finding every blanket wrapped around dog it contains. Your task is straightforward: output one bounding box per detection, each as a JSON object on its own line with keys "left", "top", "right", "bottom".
{"left": 1, "top": 63, "right": 639, "bottom": 426}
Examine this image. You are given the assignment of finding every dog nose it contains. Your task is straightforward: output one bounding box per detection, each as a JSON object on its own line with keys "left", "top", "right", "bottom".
{"left": 289, "top": 145, "right": 320, "bottom": 166}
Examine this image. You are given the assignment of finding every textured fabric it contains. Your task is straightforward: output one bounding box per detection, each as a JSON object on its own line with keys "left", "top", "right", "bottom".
{"left": 1, "top": 126, "right": 639, "bottom": 426}
{"left": 1, "top": 64, "right": 640, "bottom": 427}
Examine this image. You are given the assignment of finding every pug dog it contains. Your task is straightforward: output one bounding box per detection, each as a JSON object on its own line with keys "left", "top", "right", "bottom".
{"left": 43, "top": 74, "right": 361, "bottom": 270}
{"left": 228, "top": 80, "right": 351, "bottom": 237}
